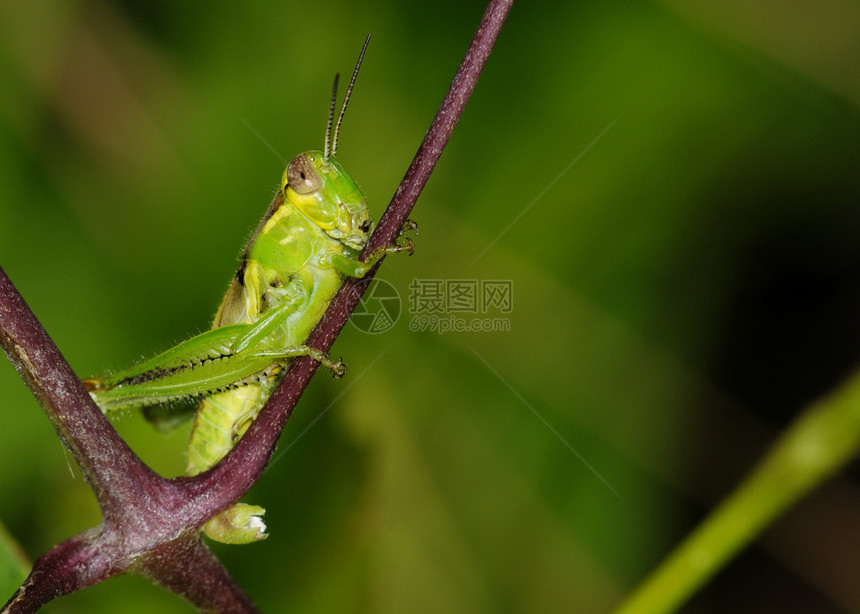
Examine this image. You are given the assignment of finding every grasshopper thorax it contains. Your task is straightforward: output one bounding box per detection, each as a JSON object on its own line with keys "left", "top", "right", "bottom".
{"left": 282, "top": 151, "right": 371, "bottom": 252}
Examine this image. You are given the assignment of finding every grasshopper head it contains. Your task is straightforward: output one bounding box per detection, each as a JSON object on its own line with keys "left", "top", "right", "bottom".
{"left": 282, "top": 150, "right": 371, "bottom": 252}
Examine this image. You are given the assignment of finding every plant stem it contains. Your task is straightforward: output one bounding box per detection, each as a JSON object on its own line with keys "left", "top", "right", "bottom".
{"left": 0, "top": 268, "right": 168, "bottom": 524}
{"left": 612, "top": 368, "right": 860, "bottom": 614}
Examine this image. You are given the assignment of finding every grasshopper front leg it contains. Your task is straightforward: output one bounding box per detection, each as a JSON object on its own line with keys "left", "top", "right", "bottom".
{"left": 327, "top": 235, "right": 416, "bottom": 279}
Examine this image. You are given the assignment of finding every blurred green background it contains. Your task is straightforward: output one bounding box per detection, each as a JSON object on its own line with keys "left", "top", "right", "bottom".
{"left": 2, "top": 0, "right": 860, "bottom": 612}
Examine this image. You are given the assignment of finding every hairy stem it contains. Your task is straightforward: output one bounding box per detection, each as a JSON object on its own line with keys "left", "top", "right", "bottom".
{"left": 0, "top": 268, "right": 170, "bottom": 527}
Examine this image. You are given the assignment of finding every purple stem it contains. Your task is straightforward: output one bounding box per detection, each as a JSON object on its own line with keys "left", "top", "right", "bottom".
{"left": 0, "top": 269, "right": 172, "bottom": 528}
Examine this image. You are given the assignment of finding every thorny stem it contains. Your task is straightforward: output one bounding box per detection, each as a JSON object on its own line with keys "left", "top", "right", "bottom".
{"left": 0, "top": 0, "right": 514, "bottom": 612}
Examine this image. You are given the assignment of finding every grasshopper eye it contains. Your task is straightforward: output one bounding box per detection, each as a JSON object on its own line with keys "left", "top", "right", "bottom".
{"left": 287, "top": 155, "right": 323, "bottom": 195}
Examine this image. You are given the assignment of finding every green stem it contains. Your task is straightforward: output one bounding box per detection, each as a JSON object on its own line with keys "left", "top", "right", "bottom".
{"left": 613, "top": 368, "right": 860, "bottom": 614}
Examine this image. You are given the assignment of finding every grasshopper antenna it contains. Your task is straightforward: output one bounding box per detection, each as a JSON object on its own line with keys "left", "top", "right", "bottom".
{"left": 324, "top": 74, "right": 340, "bottom": 161}
{"left": 329, "top": 33, "right": 371, "bottom": 160}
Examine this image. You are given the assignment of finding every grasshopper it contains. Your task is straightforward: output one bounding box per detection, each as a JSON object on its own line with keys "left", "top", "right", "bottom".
{"left": 83, "top": 36, "right": 412, "bottom": 544}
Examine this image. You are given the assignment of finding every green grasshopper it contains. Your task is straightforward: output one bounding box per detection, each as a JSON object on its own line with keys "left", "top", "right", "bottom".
{"left": 83, "top": 37, "right": 412, "bottom": 544}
